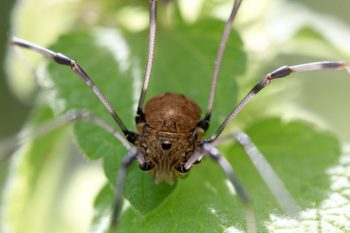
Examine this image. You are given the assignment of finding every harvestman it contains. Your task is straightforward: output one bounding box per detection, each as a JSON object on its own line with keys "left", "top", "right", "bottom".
{"left": 7, "top": 0, "right": 350, "bottom": 232}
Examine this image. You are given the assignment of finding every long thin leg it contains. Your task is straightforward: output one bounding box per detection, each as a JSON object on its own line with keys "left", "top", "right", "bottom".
{"left": 184, "top": 145, "right": 256, "bottom": 233}
{"left": 136, "top": 0, "right": 157, "bottom": 117}
{"left": 11, "top": 37, "right": 137, "bottom": 143}
{"left": 207, "top": 130, "right": 299, "bottom": 217}
{"left": 202, "top": 143, "right": 256, "bottom": 233}
{"left": 208, "top": 61, "right": 350, "bottom": 142}
{"left": 205, "top": 0, "right": 243, "bottom": 120}
{"left": 109, "top": 147, "right": 140, "bottom": 232}
{"left": 232, "top": 131, "right": 299, "bottom": 217}
{"left": 0, "top": 111, "right": 130, "bottom": 160}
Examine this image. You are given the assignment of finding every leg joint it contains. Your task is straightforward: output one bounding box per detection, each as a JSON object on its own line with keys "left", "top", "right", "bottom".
{"left": 124, "top": 130, "right": 138, "bottom": 143}
{"left": 53, "top": 53, "right": 72, "bottom": 65}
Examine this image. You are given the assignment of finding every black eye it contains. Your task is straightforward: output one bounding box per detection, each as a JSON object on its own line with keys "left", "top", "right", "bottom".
{"left": 161, "top": 140, "right": 172, "bottom": 150}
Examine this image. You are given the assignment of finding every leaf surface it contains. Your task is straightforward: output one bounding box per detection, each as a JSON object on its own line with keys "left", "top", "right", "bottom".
{"left": 46, "top": 18, "right": 245, "bottom": 217}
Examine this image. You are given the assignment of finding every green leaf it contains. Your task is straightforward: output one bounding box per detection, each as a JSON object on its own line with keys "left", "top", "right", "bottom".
{"left": 125, "top": 19, "right": 245, "bottom": 129}
{"left": 226, "top": 118, "right": 341, "bottom": 230}
{"left": 90, "top": 118, "right": 341, "bottom": 232}
{"left": 46, "top": 18, "right": 245, "bottom": 217}
{"left": 36, "top": 13, "right": 347, "bottom": 232}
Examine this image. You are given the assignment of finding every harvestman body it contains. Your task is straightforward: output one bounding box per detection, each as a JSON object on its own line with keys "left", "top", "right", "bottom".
{"left": 138, "top": 92, "right": 204, "bottom": 184}
{"left": 8, "top": 0, "right": 350, "bottom": 232}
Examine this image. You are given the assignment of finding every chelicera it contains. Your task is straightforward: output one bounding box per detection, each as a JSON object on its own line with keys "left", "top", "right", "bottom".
{"left": 9, "top": 0, "right": 350, "bottom": 232}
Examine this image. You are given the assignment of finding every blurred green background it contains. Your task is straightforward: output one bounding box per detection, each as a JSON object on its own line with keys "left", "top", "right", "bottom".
{"left": 0, "top": 0, "right": 27, "bottom": 138}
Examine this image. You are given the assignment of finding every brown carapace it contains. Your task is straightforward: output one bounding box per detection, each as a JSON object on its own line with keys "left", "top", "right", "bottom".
{"left": 137, "top": 92, "right": 204, "bottom": 184}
